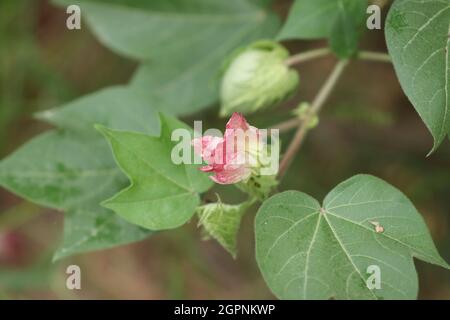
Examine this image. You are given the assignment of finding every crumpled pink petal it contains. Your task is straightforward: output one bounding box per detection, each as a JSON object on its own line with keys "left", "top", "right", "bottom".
{"left": 192, "top": 136, "right": 223, "bottom": 164}
{"left": 192, "top": 112, "right": 260, "bottom": 185}
{"left": 210, "top": 164, "right": 251, "bottom": 184}
{"left": 226, "top": 112, "right": 250, "bottom": 131}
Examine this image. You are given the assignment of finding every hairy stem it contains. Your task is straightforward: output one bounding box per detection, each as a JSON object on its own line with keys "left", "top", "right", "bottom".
{"left": 285, "top": 48, "right": 331, "bottom": 66}
{"left": 278, "top": 59, "right": 349, "bottom": 179}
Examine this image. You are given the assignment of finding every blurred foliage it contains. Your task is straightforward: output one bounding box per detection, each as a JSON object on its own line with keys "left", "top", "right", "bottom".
{"left": 0, "top": 1, "right": 73, "bottom": 156}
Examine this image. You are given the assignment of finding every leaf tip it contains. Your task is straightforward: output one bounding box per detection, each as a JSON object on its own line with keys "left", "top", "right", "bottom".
{"left": 51, "top": 252, "right": 62, "bottom": 263}
{"left": 426, "top": 137, "right": 444, "bottom": 157}
{"left": 52, "top": 247, "right": 68, "bottom": 262}
{"left": 99, "top": 198, "right": 113, "bottom": 210}
{"left": 94, "top": 123, "right": 111, "bottom": 136}
{"left": 34, "top": 109, "right": 55, "bottom": 123}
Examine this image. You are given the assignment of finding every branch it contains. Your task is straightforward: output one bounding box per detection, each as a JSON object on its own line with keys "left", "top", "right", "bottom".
{"left": 285, "top": 48, "right": 331, "bottom": 66}
{"left": 277, "top": 59, "right": 349, "bottom": 179}
{"left": 271, "top": 118, "right": 299, "bottom": 133}
{"left": 358, "top": 51, "right": 391, "bottom": 63}
{"left": 274, "top": 52, "right": 391, "bottom": 133}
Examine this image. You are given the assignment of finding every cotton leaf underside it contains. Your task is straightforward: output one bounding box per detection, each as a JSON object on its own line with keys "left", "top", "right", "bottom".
{"left": 97, "top": 114, "right": 213, "bottom": 231}
{"left": 256, "top": 175, "right": 449, "bottom": 300}
{"left": 54, "top": 0, "right": 280, "bottom": 116}
{"left": 0, "top": 86, "right": 159, "bottom": 259}
{"left": 385, "top": 0, "right": 450, "bottom": 152}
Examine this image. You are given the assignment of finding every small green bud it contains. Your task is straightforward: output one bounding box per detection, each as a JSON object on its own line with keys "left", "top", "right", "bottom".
{"left": 292, "top": 102, "right": 319, "bottom": 129}
{"left": 219, "top": 40, "right": 299, "bottom": 117}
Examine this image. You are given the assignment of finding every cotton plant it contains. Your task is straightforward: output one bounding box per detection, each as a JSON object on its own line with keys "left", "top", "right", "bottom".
{"left": 0, "top": 0, "right": 449, "bottom": 300}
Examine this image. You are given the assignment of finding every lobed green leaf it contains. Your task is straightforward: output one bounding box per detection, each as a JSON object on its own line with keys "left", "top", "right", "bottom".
{"left": 256, "top": 174, "right": 449, "bottom": 299}
{"left": 97, "top": 114, "right": 213, "bottom": 230}
{"left": 0, "top": 86, "right": 159, "bottom": 259}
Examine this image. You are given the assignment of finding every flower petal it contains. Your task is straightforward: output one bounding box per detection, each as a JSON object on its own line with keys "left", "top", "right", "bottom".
{"left": 210, "top": 165, "right": 251, "bottom": 185}
{"left": 226, "top": 112, "right": 249, "bottom": 131}
{"left": 199, "top": 165, "right": 214, "bottom": 172}
{"left": 192, "top": 136, "right": 223, "bottom": 164}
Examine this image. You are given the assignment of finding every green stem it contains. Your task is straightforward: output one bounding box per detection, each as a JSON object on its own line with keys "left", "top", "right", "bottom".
{"left": 358, "top": 51, "right": 392, "bottom": 63}
{"left": 271, "top": 118, "right": 299, "bottom": 133}
{"left": 285, "top": 48, "right": 331, "bottom": 66}
{"left": 278, "top": 59, "right": 349, "bottom": 179}
{"left": 273, "top": 51, "right": 391, "bottom": 134}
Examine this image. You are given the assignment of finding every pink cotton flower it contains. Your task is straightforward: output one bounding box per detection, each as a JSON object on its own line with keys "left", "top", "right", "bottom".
{"left": 192, "top": 113, "right": 260, "bottom": 185}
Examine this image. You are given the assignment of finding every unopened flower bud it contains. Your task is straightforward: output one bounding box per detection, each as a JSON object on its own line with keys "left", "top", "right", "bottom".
{"left": 293, "top": 102, "right": 319, "bottom": 129}
{"left": 220, "top": 40, "right": 299, "bottom": 117}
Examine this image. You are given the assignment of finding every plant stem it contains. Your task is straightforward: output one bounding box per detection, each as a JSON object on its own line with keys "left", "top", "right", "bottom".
{"left": 273, "top": 51, "right": 391, "bottom": 134}
{"left": 277, "top": 59, "right": 349, "bottom": 179}
{"left": 271, "top": 118, "right": 299, "bottom": 133}
{"left": 358, "top": 51, "right": 391, "bottom": 63}
{"left": 285, "top": 48, "right": 331, "bottom": 66}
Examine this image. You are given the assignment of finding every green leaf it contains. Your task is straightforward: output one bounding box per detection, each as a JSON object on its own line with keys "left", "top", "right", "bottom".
{"left": 278, "top": 0, "right": 340, "bottom": 40}
{"left": 54, "top": 0, "right": 279, "bottom": 62}
{"left": 129, "top": 59, "right": 223, "bottom": 116}
{"left": 53, "top": 0, "right": 280, "bottom": 116}
{"left": 55, "top": 201, "right": 150, "bottom": 260}
{"left": 129, "top": 24, "right": 274, "bottom": 116}
{"left": 35, "top": 86, "right": 160, "bottom": 135}
{"left": 0, "top": 86, "right": 159, "bottom": 259}
{"left": 385, "top": 0, "right": 450, "bottom": 152}
{"left": 255, "top": 174, "right": 449, "bottom": 300}
{"left": 0, "top": 130, "right": 116, "bottom": 210}
{"left": 129, "top": 6, "right": 279, "bottom": 115}
{"left": 329, "top": 1, "right": 367, "bottom": 58}
{"left": 97, "top": 114, "right": 213, "bottom": 230}
{"left": 277, "top": 0, "right": 367, "bottom": 42}
{"left": 0, "top": 87, "right": 159, "bottom": 209}
{"left": 197, "top": 201, "right": 248, "bottom": 258}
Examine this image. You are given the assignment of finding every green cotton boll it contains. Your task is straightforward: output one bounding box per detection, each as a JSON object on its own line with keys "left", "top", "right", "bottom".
{"left": 219, "top": 41, "right": 299, "bottom": 117}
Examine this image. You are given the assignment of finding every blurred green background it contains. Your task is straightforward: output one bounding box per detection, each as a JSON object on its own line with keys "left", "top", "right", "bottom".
{"left": 0, "top": 0, "right": 449, "bottom": 299}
